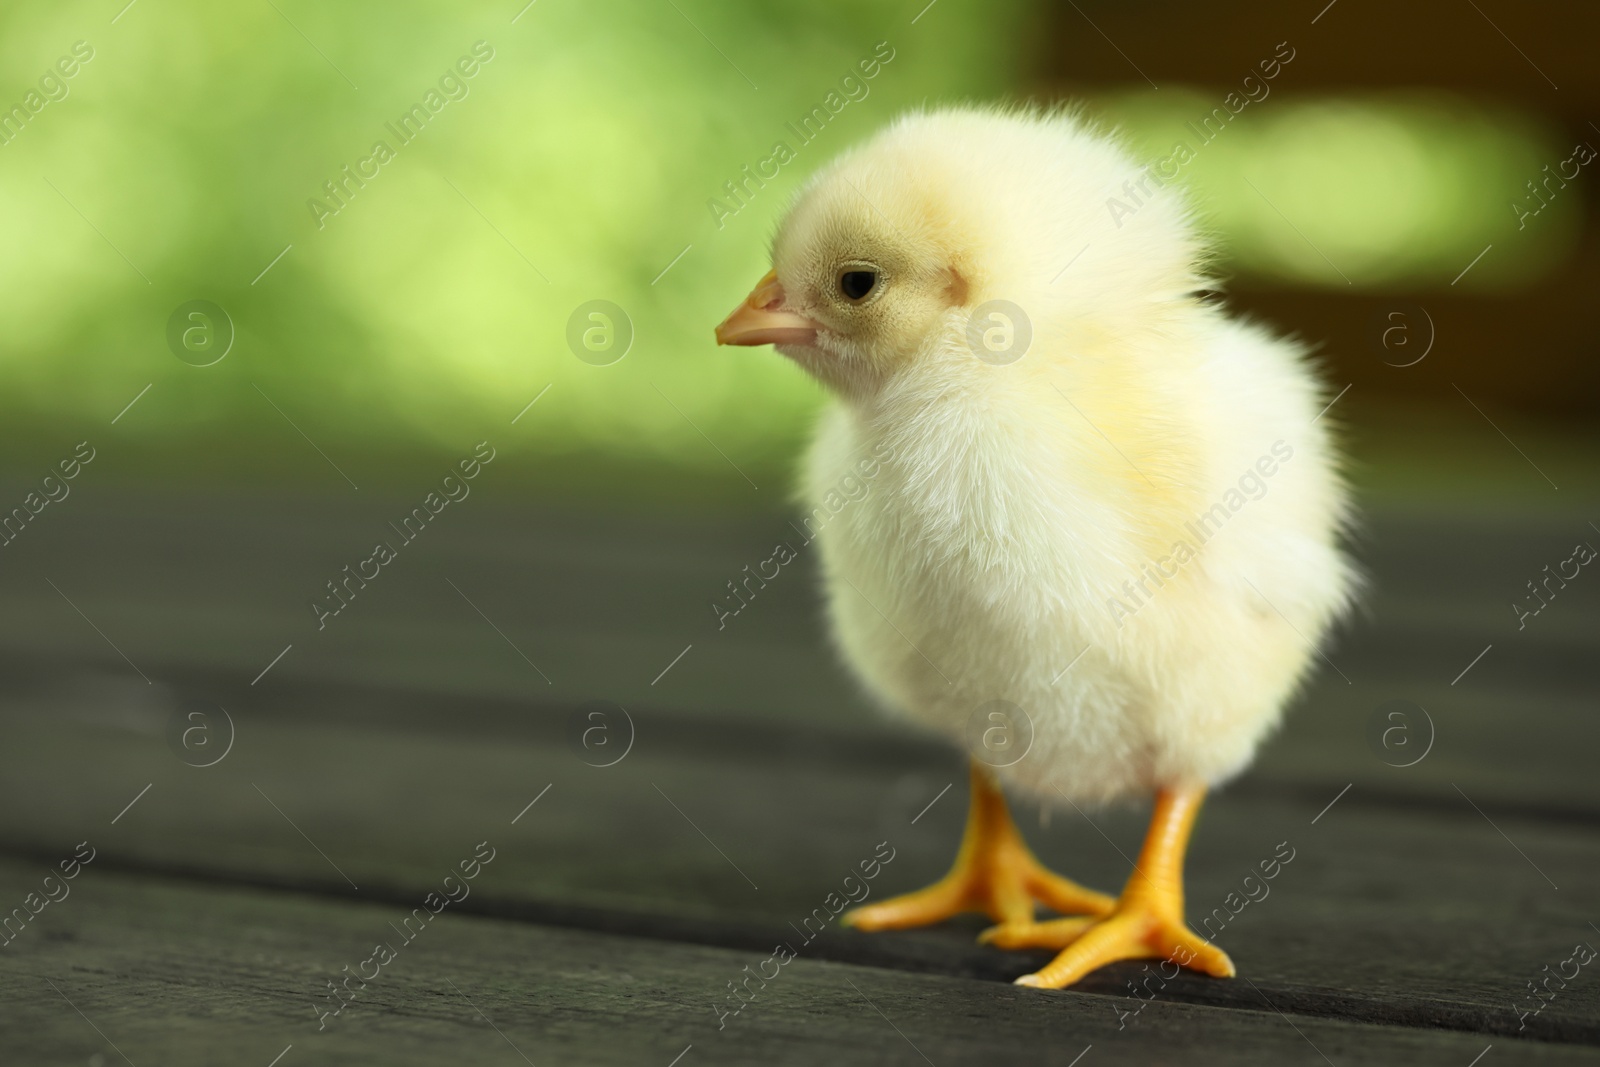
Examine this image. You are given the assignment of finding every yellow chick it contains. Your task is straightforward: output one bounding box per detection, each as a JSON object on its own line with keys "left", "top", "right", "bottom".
{"left": 716, "top": 106, "right": 1356, "bottom": 988}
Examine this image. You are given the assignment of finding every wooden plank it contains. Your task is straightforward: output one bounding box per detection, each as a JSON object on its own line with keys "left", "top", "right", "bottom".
{"left": 6, "top": 630, "right": 1592, "bottom": 822}
{"left": 1, "top": 858, "right": 1586, "bottom": 1067}
{"left": 2, "top": 488, "right": 1596, "bottom": 1050}
{"left": 0, "top": 484, "right": 877, "bottom": 727}
{"left": 2, "top": 614, "right": 1596, "bottom": 821}
{"left": 0, "top": 487, "right": 1593, "bottom": 727}
{"left": 0, "top": 690, "right": 1596, "bottom": 1044}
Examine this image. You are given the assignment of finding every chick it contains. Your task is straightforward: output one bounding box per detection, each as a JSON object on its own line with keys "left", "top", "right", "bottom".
{"left": 715, "top": 106, "right": 1355, "bottom": 988}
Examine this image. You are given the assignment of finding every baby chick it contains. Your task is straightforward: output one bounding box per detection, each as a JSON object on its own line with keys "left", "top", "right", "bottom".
{"left": 716, "top": 106, "right": 1356, "bottom": 988}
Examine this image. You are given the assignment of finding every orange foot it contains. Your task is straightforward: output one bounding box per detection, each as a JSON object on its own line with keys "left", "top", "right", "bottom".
{"left": 995, "top": 785, "right": 1236, "bottom": 989}
{"left": 843, "top": 761, "right": 1115, "bottom": 933}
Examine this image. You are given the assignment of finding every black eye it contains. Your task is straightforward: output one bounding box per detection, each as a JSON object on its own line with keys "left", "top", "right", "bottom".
{"left": 839, "top": 270, "right": 877, "bottom": 301}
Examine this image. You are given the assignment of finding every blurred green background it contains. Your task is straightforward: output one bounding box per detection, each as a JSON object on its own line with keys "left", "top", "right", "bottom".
{"left": 1, "top": 0, "right": 1596, "bottom": 505}
{"left": 0, "top": 0, "right": 1031, "bottom": 497}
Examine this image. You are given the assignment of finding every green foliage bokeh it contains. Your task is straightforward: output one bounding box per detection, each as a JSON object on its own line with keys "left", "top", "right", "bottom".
{"left": 0, "top": 0, "right": 1028, "bottom": 487}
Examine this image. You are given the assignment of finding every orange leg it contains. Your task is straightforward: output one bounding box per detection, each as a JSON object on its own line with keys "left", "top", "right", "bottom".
{"left": 996, "top": 785, "right": 1235, "bottom": 989}
{"left": 842, "top": 762, "right": 1115, "bottom": 932}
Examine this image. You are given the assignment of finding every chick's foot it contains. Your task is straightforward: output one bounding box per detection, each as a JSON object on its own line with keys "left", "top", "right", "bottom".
{"left": 1013, "top": 785, "right": 1235, "bottom": 989}
{"left": 843, "top": 762, "right": 1114, "bottom": 932}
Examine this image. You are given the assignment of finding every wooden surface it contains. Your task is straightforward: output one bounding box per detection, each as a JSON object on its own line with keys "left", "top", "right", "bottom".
{"left": 0, "top": 484, "right": 1597, "bottom": 1064}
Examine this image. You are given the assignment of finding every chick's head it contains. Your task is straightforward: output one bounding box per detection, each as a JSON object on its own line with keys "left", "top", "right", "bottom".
{"left": 716, "top": 106, "right": 1207, "bottom": 399}
{"left": 717, "top": 156, "right": 973, "bottom": 395}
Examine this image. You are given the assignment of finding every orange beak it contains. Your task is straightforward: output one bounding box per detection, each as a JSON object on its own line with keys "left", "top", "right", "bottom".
{"left": 715, "top": 269, "right": 818, "bottom": 347}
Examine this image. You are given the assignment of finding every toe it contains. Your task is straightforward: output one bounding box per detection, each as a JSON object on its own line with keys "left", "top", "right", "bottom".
{"left": 1025, "top": 868, "right": 1117, "bottom": 918}
{"left": 1016, "top": 915, "right": 1148, "bottom": 989}
{"left": 1162, "top": 929, "right": 1236, "bottom": 978}
{"left": 1011, "top": 909, "right": 1235, "bottom": 989}
{"left": 842, "top": 880, "right": 969, "bottom": 931}
{"left": 979, "top": 917, "right": 1095, "bottom": 950}
{"left": 839, "top": 902, "right": 898, "bottom": 931}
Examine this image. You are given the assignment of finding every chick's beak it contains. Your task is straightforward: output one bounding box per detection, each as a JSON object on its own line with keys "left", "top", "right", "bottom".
{"left": 715, "top": 269, "right": 818, "bottom": 347}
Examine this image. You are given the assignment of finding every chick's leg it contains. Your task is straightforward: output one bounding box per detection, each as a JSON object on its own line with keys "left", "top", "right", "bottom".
{"left": 842, "top": 762, "right": 1115, "bottom": 932}
{"left": 1001, "top": 785, "right": 1235, "bottom": 989}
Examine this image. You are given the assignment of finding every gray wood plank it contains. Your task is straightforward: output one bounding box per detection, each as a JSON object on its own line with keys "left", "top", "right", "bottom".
{"left": 0, "top": 857, "right": 1586, "bottom": 1067}
{"left": 0, "top": 689, "right": 1596, "bottom": 1044}
{"left": 0, "top": 485, "right": 1593, "bottom": 735}
{"left": 2, "top": 485, "right": 1596, "bottom": 1050}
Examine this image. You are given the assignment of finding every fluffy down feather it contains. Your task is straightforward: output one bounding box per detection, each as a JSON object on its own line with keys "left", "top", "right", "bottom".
{"left": 772, "top": 105, "right": 1356, "bottom": 805}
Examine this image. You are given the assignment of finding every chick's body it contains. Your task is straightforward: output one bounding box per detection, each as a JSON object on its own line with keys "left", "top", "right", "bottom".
{"left": 790, "top": 109, "right": 1355, "bottom": 805}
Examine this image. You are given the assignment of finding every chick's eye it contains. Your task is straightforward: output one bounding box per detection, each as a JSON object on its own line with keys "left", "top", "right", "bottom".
{"left": 839, "top": 270, "right": 878, "bottom": 301}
